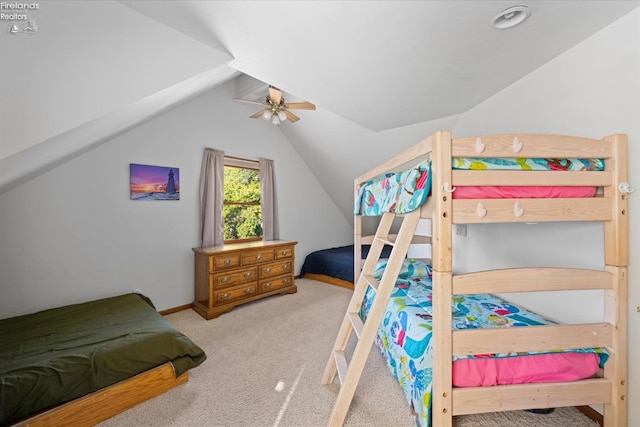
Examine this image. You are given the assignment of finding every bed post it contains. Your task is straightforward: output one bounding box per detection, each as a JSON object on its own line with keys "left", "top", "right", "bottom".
{"left": 603, "top": 133, "right": 628, "bottom": 426}
{"left": 430, "top": 130, "right": 454, "bottom": 427}
{"left": 354, "top": 215, "right": 362, "bottom": 283}
{"left": 603, "top": 134, "right": 628, "bottom": 267}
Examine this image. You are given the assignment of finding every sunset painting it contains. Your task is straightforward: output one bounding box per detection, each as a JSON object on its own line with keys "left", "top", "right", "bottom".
{"left": 130, "top": 163, "right": 180, "bottom": 200}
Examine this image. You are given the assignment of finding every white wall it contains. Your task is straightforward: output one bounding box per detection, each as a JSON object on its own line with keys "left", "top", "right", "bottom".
{"left": 0, "top": 81, "right": 352, "bottom": 318}
{"left": 452, "top": 9, "right": 639, "bottom": 423}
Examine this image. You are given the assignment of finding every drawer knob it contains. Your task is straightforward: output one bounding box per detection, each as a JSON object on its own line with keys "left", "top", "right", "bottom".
{"left": 281, "top": 250, "right": 288, "bottom": 256}
{"left": 256, "top": 254, "right": 262, "bottom": 260}
{"left": 221, "top": 277, "right": 230, "bottom": 283}
{"left": 244, "top": 272, "right": 253, "bottom": 278}
{"left": 220, "top": 293, "right": 230, "bottom": 300}
{"left": 265, "top": 268, "right": 272, "bottom": 273}
{"left": 224, "top": 259, "right": 231, "bottom": 266}
{"left": 284, "top": 278, "right": 290, "bottom": 284}
{"left": 283, "top": 264, "right": 290, "bottom": 270}
{"left": 264, "top": 283, "right": 272, "bottom": 289}
{"left": 244, "top": 288, "right": 253, "bottom": 294}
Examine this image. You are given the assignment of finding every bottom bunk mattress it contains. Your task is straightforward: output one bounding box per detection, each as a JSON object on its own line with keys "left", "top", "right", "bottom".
{"left": 0, "top": 293, "right": 207, "bottom": 425}
{"left": 359, "top": 262, "right": 607, "bottom": 427}
{"left": 300, "top": 244, "right": 393, "bottom": 283}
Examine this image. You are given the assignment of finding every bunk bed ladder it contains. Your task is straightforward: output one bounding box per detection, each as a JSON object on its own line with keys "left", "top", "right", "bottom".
{"left": 321, "top": 209, "right": 421, "bottom": 427}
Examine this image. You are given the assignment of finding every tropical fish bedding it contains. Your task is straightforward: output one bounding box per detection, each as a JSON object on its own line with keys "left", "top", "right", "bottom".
{"left": 355, "top": 160, "right": 431, "bottom": 216}
{"left": 354, "top": 158, "right": 603, "bottom": 216}
{"left": 359, "top": 259, "right": 608, "bottom": 427}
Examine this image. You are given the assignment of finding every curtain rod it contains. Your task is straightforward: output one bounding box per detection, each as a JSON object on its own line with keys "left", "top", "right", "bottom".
{"left": 225, "top": 154, "right": 259, "bottom": 164}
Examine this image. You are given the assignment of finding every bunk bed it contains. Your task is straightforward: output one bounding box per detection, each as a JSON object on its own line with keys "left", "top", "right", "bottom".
{"left": 1, "top": 293, "right": 207, "bottom": 426}
{"left": 322, "top": 131, "right": 629, "bottom": 427}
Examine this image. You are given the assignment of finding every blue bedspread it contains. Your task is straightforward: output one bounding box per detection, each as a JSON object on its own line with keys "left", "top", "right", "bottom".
{"left": 299, "top": 244, "right": 393, "bottom": 283}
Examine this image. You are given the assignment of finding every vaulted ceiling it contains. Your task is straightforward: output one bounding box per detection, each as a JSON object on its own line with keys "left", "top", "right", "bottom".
{"left": 121, "top": 0, "right": 639, "bottom": 132}
{"left": 2, "top": 1, "right": 638, "bottom": 217}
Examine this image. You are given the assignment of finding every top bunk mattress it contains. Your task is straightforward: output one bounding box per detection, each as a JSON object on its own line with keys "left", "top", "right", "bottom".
{"left": 355, "top": 157, "right": 604, "bottom": 216}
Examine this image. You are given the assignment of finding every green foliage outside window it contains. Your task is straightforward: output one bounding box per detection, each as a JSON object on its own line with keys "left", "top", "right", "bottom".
{"left": 223, "top": 166, "right": 262, "bottom": 241}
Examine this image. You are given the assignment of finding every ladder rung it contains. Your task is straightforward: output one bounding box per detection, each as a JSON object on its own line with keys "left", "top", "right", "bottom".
{"left": 333, "top": 350, "right": 348, "bottom": 385}
{"left": 347, "top": 312, "right": 364, "bottom": 338}
{"left": 375, "top": 237, "right": 395, "bottom": 247}
{"left": 362, "top": 274, "right": 380, "bottom": 292}
{"left": 374, "top": 234, "right": 430, "bottom": 245}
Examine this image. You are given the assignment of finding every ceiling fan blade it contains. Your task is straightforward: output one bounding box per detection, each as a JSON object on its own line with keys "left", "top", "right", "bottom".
{"left": 268, "top": 86, "right": 282, "bottom": 104}
{"left": 283, "top": 109, "right": 300, "bottom": 122}
{"left": 250, "top": 109, "right": 268, "bottom": 119}
{"left": 233, "top": 98, "right": 268, "bottom": 107}
{"left": 285, "top": 102, "right": 316, "bottom": 110}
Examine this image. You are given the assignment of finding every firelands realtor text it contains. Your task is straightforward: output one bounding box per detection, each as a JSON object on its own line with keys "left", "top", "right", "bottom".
{"left": 1, "top": 2, "right": 38, "bottom": 21}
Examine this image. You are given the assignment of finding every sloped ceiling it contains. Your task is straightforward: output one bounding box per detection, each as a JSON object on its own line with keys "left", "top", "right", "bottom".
{"left": 1, "top": 1, "right": 639, "bottom": 218}
{"left": 120, "top": 0, "right": 640, "bottom": 131}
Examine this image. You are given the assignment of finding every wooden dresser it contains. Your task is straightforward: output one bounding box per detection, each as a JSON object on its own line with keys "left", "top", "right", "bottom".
{"left": 192, "top": 240, "right": 297, "bottom": 320}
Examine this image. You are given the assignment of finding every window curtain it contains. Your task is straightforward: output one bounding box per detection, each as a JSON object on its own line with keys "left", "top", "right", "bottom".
{"left": 200, "top": 148, "right": 225, "bottom": 247}
{"left": 259, "top": 157, "right": 278, "bottom": 241}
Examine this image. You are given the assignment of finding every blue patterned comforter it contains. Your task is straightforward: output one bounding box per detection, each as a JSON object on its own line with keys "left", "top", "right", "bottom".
{"left": 354, "top": 157, "right": 603, "bottom": 216}
{"left": 359, "top": 262, "right": 608, "bottom": 427}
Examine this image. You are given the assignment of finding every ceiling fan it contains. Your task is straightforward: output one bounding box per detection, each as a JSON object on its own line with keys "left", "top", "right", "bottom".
{"left": 233, "top": 86, "right": 316, "bottom": 124}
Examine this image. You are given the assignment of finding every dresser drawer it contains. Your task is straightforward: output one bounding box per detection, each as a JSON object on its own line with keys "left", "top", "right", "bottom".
{"left": 241, "top": 249, "right": 274, "bottom": 265}
{"left": 193, "top": 240, "right": 297, "bottom": 319}
{"left": 210, "top": 254, "right": 240, "bottom": 271}
{"left": 275, "top": 246, "right": 294, "bottom": 259}
{"left": 212, "top": 268, "right": 257, "bottom": 289}
{"left": 260, "top": 276, "right": 294, "bottom": 293}
{"left": 214, "top": 285, "right": 256, "bottom": 305}
{"left": 260, "top": 260, "right": 293, "bottom": 278}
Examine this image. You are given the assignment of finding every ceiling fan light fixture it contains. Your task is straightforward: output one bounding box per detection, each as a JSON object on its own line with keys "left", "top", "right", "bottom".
{"left": 234, "top": 85, "right": 314, "bottom": 124}
{"left": 491, "top": 5, "right": 530, "bottom": 29}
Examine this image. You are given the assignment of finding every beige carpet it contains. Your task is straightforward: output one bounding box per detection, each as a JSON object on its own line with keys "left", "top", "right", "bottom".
{"left": 98, "top": 279, "right": 599, "bottom": 427}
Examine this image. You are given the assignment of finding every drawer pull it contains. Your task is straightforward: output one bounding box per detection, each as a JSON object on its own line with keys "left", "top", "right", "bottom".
{"left": 244, "top": 288, "right": 253, "bottom": 294}
{"left": 224, "top": 259, "right": 231, "bottom": 266}
{"left": 264, "top": 283, "right": 272, "bottom": 289}
{"left": 283, "top": 278, "right": 290, "bottom": 284}
{"left": 220, "top": 293, "right": 230, "bottom": 300}
{"left": 244, "top": 272, "right": 253, "bottom": 278}
{"left": 281, "top": 250, "right": 288, "bottom": 256}
{"left": 221, "top": 277, "right": 230, "bottom": 283}
{"left": 265, "top": 268, "right": 272, "bottom": 273}
{"left": 283, "top": 264, "right": 290, "bottom": 270}
{"left": 256, "top": 254, "right": 262, "bottom": 260}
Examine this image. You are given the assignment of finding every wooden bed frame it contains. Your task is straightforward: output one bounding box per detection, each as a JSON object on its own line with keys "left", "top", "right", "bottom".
{"left": 11, "top": 362, "right": 188, "bottom": 426}
{"left": 325, "top": 131, "right": 628, "bottom": 426}
{"left": 301, "top": 272, "right": 355, "bottom": 290}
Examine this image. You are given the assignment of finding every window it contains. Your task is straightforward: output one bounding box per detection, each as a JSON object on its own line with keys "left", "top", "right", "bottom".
{"left": 223, "top": 157, "right": 262, "bottom": 242}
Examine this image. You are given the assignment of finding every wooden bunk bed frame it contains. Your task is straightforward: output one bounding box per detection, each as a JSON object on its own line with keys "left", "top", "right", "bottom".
{"left": 323, "top": 131, "right": 628, "bottom": 426}
{"left": 11, "top": 362, "right": 188, "bottom": 427}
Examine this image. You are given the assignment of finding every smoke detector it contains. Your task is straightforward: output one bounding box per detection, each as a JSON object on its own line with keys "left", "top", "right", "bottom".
{"left": 492, "top": 5, "right": 531, "bottom": 29}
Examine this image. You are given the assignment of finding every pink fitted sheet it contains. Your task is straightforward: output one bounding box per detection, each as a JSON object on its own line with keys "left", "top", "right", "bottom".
{"left": 452, "top": 186, "right": 597, "bottom": 199}
{"left": 452, "top": 352, "right": 601, "bottom": 387}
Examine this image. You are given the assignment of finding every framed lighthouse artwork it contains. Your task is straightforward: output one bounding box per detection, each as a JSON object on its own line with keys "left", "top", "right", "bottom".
{"left": 129, "top": 163, "right": 180, "bottom": 201}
